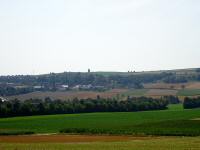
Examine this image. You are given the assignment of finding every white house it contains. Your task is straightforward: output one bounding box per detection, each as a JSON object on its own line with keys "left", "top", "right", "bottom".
{"left": 0, "top": 97, "right": 7, "bottom": 102}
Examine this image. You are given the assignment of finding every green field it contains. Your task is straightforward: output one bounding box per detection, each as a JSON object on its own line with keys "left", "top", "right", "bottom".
{"left": 167, "top": 104, "right": 183, "bottom": 110}
{"left": 1, "top": 137, "right": 200, "bottom": 150}
{"left": 177, "top": 89, "right": 200, "bottom": 96}
{"left": 1, "top": 104, "right": 200, "bottom": 149}
{"left": 1, "top": 104, "right": 200, "bottom": 136}
{"left": 126, "top": 87, "right": 200, "bottom": 97}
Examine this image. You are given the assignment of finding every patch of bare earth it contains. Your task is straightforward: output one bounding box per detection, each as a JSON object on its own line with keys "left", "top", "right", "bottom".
{"left": 7, "top": 89, "right": 128, "bottom": 101}
{"left": 146, "top": 89, "right": 177, "bottom": 96}
{"left": 186, "top": 82, "right": 200, "bottom": 89}
{"left": 0, "top": 135, "right": 155, "bottom": 143}
{"left": 144, "top": 83, "right": 186, "bottom": 90}
{"left": 144, "top": 82, "right": 200, "bottom": 90}
{"left": 191, "top": 118, "right": 200, "bottom": 120}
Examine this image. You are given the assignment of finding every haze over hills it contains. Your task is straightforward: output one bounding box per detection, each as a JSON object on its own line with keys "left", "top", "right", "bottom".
{"left": 1, "top": 67, "right": 200, "bottom": 76}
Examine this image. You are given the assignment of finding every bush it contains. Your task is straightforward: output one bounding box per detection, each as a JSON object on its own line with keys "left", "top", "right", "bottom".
{"left": 183, "top": 97, "right": 200, "bottom": 109}
{"left": 162, "top": 96, "right": 180, "bottom": 104}
{"left": 0, "top": 131, "right": 34, "bottom": 135}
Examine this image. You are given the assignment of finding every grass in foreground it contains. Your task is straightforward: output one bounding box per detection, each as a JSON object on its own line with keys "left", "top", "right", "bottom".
{"left": 167, "top": 104, "right": 183, "bottom": 110}
{"left": 1, "top": 137, "right": 200, "bottom": 150}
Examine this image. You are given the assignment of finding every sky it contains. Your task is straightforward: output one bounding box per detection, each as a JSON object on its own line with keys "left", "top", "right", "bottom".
{"left": 0, "top": 0, "right": 200, "bottom": 75}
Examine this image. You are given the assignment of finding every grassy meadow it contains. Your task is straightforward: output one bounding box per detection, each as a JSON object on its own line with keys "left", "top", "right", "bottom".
{"left": 1, "top": 104, "right": 200, "bottom": 136}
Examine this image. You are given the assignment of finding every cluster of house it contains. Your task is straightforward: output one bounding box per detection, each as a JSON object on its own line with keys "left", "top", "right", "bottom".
{"left": 0, "top": 96, "right": 7, "bottom": 102}
{"left": 0, "top": 82, "right": 105, "bottom": 92}
{"left": 33, "top": 84, "right": 104, "bottom": 91}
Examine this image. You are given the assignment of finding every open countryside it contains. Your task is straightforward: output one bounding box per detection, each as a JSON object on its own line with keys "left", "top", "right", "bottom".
{"left": 6, "top": 81, "right": 200, "bottom": 101}
{"left": 0, "top": 104, "right": 200, "bottom": 136}
{"left": 1, "top": 0, "right": 200, "bottom": 149}
{"left": 1, "top": 69, "right": 200, "bottom": 150}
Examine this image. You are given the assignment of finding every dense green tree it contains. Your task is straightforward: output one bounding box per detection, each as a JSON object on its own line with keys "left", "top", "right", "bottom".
{"left": 0, "top": 97, "right": 168, "bottom": 117}
{"left": 183, "top": 97, "right": 200, "bottom": 109}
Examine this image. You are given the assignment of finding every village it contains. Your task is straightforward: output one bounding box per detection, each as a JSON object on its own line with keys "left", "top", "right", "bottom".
{"left": 0, "top": 81, "right": 106, "bottom": 97}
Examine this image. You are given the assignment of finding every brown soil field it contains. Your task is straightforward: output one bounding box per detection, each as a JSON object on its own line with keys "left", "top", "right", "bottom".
{"left": 144, "top": 83, "right": 184, "bottom": 90}
{"left": 0, "top": 135, "right": 154, "bottom": 143}
{"left": 145, "top": 89, "right": 178, "bottom": 96}
{"left": 144, "top": 82, "right": 200, "bottom": 90}
{"left": 186, "top": 82, "right": 200, "bottom": 89}
{"left": 7, "top": 89, "right": 128, "bottom": 101}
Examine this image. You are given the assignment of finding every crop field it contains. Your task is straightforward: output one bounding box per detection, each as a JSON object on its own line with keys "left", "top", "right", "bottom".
{"left": 144, "top": 83, "right": 185, "bottom": 89}
{"left": 0, "top": 104, "right": 200, "bottom": 136}
{"left": 6, "top": 87, "right": 200, "bottom": 103}
{"left": 5, "top": 82, "right": 200, "bottom": 102}
{"left": 145, "top": 89, "right": 177, "bottom": 96}
{"left": 143, "top": 82, "right": 200, "bottom": 97}
{"left": 1, "top": 104, "right": 200, "bottom": 149}
{"left": 7, "top": 89, "right": 128, "bottom": 101}
{"left": 144, "top": 82, "right": 200, "bottom": 90}
{"left": 7, "top": 89, "right": 148, "bottom": 101}
{"left": 0, "top": 135, "right": 136, "bottom": 143}
{"left": 1, "top": 136, "right": 200, "bottom": 150}
{"left": 121, "top": 87, "right": 200, "bottom": 99}
{"left": 177, "top": 89, "right": 200, "bottom": 96}
{"left": 122, "top": 89, "right": 148, "bottom": 97}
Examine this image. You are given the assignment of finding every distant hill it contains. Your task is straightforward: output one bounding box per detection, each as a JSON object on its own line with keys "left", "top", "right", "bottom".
{"left": 0, "top": 68, "right": 200, "bottom": 96}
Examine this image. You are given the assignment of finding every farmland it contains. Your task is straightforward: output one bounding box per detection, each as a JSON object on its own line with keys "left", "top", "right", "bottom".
{"left": 177, "top": 89, "right": 200, "bottom": 96}
{"left": 4, "top": 81, "right": 200, "bottom": 102}
{"left": 6, "top": 89, "right": 128, "bottom": 101}
{"left": 0, "top": 104, "right": 200, "bottom": 136}
{"left": 1, "top": 69, "right": 200, "bottom": 150}
{"left": 1, "top": 104, "right": 200, "bottom": 149}
{"left": 6, "top": 86, "right": 200, "bottom": 101}
{"left": 1, "top": 0, "right": 200, "bottom": 148}
{"left": 1, "top": 136, "right": 200, "bottom": 150}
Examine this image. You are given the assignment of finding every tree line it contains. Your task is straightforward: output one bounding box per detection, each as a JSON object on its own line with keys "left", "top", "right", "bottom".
{"left": 162, "top": 95, "right": 180, "bottom": 104}
{"left": 0, "top": 72, "right": 171, "bottom": 87}
{"left": 0, "top": 97, "right": 169, "bottom": 117}
{"left": 0, "top": 86, "right": 34, "bottom": 96}
{"left": 183, "top": 97, "right": 200, "bottom": 109}
{"left": 1, "top": 71, "right": 200, "bottom": 86}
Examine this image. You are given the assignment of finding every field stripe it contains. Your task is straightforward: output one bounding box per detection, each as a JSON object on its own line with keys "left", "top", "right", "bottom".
{"left": 0, "top": 135, "right": 155, "bottom": 143}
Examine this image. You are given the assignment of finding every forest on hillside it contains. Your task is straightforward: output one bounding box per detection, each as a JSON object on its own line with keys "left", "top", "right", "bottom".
{"left": 0, "top": 69, "right": 200, "bottom": 96}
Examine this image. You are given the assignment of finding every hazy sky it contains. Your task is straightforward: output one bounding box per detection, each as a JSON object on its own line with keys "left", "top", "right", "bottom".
{"left": 0, "top": 0, "right": 200, "bottom": 75}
